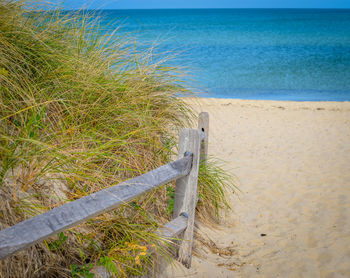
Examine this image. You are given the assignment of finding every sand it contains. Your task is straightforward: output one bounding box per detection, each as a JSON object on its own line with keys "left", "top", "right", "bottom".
{"left": 163, "top": 98, "right": 350, "bottom": 278}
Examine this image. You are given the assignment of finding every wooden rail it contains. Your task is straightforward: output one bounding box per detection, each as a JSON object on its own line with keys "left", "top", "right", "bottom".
{"left": 0, "top": 112, "right": 209, "bottom": 270}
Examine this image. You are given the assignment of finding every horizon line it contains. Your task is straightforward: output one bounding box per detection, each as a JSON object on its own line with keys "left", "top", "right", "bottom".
{"left": 62, "top": 7, "right": 350, "bottom": 11}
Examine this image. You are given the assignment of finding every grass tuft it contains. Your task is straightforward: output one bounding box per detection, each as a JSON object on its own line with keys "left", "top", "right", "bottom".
{"left": 197, "top": 158, "right": 238, "bottom": 222}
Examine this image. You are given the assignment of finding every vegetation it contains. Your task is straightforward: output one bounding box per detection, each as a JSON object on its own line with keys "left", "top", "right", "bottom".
{"left": 0, "top": 1, "right": 236, "bottom": 277}
{"left": 197, "top": 158, "right": 238, "bottom": 222}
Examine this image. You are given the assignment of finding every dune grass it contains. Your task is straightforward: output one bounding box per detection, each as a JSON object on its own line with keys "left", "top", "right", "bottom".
{"left": 0, "top": 1, "right": 236, "bottom": 277}
{"left": 197, "top": 158, "right": 238, "bottom": 222}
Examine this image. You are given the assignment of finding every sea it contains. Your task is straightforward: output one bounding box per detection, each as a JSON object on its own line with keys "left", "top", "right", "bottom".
{"left": 96, "top": 9, "right": 350, "bottom": 101}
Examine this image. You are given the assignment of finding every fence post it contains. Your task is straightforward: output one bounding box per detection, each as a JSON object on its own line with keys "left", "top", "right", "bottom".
{"left": 173, "top": 128, "right": 201, "bottom": 268}
{"left": 198, "top": 112, "right": 209, "bottom": 162}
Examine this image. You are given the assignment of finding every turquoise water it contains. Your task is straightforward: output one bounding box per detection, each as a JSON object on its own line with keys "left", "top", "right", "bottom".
{"left": 98, "top": 9, "right": 350, "bottom": 101}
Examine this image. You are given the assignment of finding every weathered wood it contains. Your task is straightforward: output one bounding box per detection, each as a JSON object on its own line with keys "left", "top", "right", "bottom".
{"left": 0, "top": 155, "right": 193, "bottom": 260}
{"left": 198, "top": 112, "right": 209, "bottom": 162}
{"left": 173, "top": 128, "right": 201, "bottom": 268}
{"left": 158, "top": 215, "right": 188, "bottom": 238}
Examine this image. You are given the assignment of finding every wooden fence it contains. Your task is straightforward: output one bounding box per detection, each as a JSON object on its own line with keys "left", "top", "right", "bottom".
{"left": 0, "top": 112, "right": 209, "bottom": 270}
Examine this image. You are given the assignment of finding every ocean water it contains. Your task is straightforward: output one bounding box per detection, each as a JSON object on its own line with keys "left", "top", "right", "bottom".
{"left": 97, "top": 9, "right": 350, "bottom": 101}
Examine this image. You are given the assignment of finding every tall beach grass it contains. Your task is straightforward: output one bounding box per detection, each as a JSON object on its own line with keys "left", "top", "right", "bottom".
{"left": 0, "top": 1, "right": 236, "bottom": 277}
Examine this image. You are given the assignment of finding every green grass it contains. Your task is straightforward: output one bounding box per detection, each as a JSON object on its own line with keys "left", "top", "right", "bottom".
{"left": 0, "top": 1, "right": 237, "bottom": 277}
{"left": 197, "top": 158, "right": 239, "bottom": 221}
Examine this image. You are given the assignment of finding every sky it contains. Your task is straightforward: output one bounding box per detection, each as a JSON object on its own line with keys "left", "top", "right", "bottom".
{"left": 61, "top": 0, "right": 350, "bottom": 10}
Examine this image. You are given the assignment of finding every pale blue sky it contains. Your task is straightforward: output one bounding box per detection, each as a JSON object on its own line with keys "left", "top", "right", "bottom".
{"left": 61, "top": 0, "right": 350, "bottom": 10}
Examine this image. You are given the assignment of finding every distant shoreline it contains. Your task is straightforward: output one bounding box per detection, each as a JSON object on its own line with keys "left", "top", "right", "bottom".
{"left": 182, "top": 97, "right": 350, "bottom": 109}
{"left": 186, "top": 95, "right": 350, "bottom": 103}
{"left": 190, "top": 89, "right": 350, "bottom": 102}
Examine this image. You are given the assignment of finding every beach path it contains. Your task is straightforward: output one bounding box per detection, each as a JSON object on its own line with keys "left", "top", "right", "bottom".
{"left": 164, "top": 98, "right": 350, "bottom": 278}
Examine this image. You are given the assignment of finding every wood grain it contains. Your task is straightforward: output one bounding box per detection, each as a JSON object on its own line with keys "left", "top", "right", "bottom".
{"left": 173, "top": 128, "right": 201, "bottom": 268}
{"left": 158, "top": 215, "right": 188, "bottom": 238}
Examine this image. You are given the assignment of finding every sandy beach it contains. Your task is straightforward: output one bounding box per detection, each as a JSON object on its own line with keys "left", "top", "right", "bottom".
{"left": 164, "top": 98, "right": 350, "bottom": 278}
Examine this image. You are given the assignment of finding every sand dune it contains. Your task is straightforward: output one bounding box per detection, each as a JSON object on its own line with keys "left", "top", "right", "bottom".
{"left": 164, "top": 98, "right": 350, "bottom": 278}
